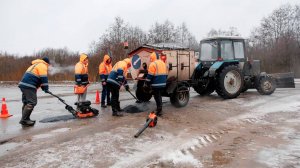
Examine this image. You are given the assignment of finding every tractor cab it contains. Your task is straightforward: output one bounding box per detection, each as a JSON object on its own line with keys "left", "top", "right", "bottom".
{"left": 200, "top": 36, "right": 246, "bottom": 66}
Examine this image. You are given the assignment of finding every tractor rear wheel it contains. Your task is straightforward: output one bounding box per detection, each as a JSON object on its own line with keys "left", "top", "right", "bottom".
{"left": 216, "top": 65, "right": 244, "bottom": 99}
{"left": 256, "top": 75, "right": 276, "bottom": 95}
{"left": 170, "top": 85, "right": 189, "bottom": 107}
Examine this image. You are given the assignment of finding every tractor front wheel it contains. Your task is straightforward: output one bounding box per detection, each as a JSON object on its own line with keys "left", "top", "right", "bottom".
{"left": 256, "top": 75, "right": 276, "bottom": 95}
{"left": 216, "top": 65, "right": 244, "bottom": 99}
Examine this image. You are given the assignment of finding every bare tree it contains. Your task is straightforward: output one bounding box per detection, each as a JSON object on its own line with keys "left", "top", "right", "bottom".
{"left": 207, "top": 27, "right": 241, "bottom": 37}
{"left": 249, "top": 3, "right": 300, "bottom": 76}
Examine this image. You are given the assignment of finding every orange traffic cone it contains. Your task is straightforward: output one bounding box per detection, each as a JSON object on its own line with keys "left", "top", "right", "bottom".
{"left": 0, "top": 98, "right": 13, "bottom": 118}
{"left": 95, "top": 90, "right": 100, "bottom": 104}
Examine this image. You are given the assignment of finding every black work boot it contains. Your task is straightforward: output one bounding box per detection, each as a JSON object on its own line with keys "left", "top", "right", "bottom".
{"left": 19, "top": 105, "right": 35, "bottom": 127}
{"left": 101, "top": 104, "right": 107, "bottom": 108}
{"left": 25, "top": 109, "right": 36, "bottom": 124}
{"left": 117, "top": 101, "right": 124, "bottom": 112}
{"left": 112, "top": 108, "right": 123, "bottom": 117}
{"left": 156, "top": 107, "right": 163, "bottom": 117}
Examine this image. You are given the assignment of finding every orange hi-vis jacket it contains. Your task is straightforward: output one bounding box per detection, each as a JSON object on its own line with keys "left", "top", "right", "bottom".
{"left": 99, "top": 54, "right": 112, "bottom": 82}
{"left": 107, "top": 58, "right": 130, "bottom": 88}
{"left": 146, "top": 52, "right": 168, "bottom": 88}
{"left": 18, "top": 59, "right": 49, "bottom": 91}
{"left": 75, "top": 54, "right": 89, "bottom": 85}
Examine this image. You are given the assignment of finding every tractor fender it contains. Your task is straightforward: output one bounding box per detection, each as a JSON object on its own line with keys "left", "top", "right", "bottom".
{"left": 208, "top": 60, "right": 239, "bottom": 77}
{"left": 254, "top": 72, "right": 268, "bottom": 84}
{"left": 255, "top": 72, "right": 267, "bottom": 80}
{"left": 191, "top": 63, "right": 203, "bottom": 78}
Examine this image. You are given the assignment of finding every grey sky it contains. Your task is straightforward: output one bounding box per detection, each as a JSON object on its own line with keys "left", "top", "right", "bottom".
{"left": 0, "top": 0, "right": 299, "bottom": 55}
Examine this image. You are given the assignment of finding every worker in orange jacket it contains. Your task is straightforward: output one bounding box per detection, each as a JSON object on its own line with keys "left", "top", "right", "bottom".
{"left": 99, "top": 54, "right": 112, "bottom": 108}
{"left": 144, "top": 52, "right": 167, "bottom": 116}
{"left": 107, "top": 58, "right": 131, "bottom": 117}
{"left": 75, "top": 53, "right": 89, "bottom": 103}
{"left": 18, "top": 57, "right": 50, "bottom": 126}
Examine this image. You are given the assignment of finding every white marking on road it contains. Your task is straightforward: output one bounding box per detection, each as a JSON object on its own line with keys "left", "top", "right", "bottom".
{"left": 211, "top": 135, "right": 218, "bottom": 140}
{"left": 204, "top": 135, "right": 213, "bottom": 143}
{"left": 197, "top": 136, "right": 208, "bottom": 146}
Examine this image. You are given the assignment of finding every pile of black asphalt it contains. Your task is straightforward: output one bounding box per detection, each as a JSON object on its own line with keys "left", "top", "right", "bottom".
{"left": 123, "top": 103, "right": 149, "bottom": 113}
{"left": 40, "top": 115, "right": 76, "bottom": 123}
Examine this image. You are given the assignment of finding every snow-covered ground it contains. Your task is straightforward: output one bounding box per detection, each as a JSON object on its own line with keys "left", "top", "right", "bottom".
{"left": 0, "top": 83, "right": 299, "bottom": 167}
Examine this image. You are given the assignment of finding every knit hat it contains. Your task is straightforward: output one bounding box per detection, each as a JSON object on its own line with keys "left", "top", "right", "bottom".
{"left": 42, "top": 57, "right": 50, "bottom": 64}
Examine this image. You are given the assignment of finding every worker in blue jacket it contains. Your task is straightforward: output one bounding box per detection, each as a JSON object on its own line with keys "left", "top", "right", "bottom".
{"left": 18, "top": 57, "right": 50, "bottom": 126}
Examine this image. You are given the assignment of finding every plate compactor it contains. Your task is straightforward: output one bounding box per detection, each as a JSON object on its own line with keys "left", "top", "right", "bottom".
{"left": 47, "top": 91, "right": 99, "bottom": 118}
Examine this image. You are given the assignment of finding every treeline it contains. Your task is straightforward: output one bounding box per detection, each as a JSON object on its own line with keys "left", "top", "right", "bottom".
{"left": 249, "top": 4, "right": 300, "bottom": 75}
{"left": 0, "top": 3, "right": 300, "bottom": 81}
{"left": 0, "top": 17, "right": 198, "bottom": 81}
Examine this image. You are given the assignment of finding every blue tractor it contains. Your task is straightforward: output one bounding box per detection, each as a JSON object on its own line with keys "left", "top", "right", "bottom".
{"left": 192, "top": 36, "right": 294, "bottom": 99}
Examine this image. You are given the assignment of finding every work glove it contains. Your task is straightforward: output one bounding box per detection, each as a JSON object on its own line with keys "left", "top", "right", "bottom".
{"left": 102, "top": 81, "right": 107, "bottom": 86}
{"left": 125, "top": 85, "right": 130, "bottom": 91}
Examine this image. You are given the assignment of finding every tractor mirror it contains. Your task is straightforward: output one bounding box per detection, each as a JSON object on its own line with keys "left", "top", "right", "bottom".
{"left": 169, "top": 63, "right": 172, "bottom": 70}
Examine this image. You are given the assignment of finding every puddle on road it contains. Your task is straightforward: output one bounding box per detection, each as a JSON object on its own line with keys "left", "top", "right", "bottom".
{"left": 0, "top": 142, "right": 24, "bottom": 157}
{"left": 123, "top": 103, "right": 149, "bottom": 113}
{"left": 39, "top": 115, "right": 76, "bottom": 123}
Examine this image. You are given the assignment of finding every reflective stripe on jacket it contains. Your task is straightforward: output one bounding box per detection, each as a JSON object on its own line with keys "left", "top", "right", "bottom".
{"left": 146, "top": 59, "right": 168, "bottom": 88}
{"left": 99, "top": 55, "right": 112, "bottom": 82}
{"left": 107, "top": 60, "right": 128, "bottom": 87}
{"left": 75, "top": 62, "right": 88, "bottom": 85}
{"left": 18, "top": 59, "right": 49, "bottom": 90}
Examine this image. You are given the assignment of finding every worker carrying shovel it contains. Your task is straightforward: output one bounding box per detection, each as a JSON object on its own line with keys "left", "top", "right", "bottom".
{"left": 74, "top": 53, "right": 89, "bottom": 103}
{"left": 18, "top": 57, "right": 51, "bottom": 127}
{"left": 143, "top": 52, "right": 168, "bottom": 116}
{"left": 107, "top": 58, "right": 131, "bottom": 117}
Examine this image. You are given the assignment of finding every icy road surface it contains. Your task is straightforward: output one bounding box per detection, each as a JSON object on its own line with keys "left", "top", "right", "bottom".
{"left": 0, "top": 82, "right": 299, "bottom": 168}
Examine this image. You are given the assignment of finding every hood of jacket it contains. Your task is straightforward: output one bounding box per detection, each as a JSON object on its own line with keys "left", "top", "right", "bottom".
{"left": 150, "top": 52, "right": 158, "bottom": 62}
{"left": 103, "top": 54, "right": 111, "bottom": 64}
{"left": 80, "top": 53, "right": 88, "bottom": 62}
{"left": 32, "top": 59, "right": 49, "bottom": 66}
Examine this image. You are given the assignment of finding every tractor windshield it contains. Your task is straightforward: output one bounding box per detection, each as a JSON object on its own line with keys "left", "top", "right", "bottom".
{"left": 200, "top": 41, "right": 218, "bottom": 61}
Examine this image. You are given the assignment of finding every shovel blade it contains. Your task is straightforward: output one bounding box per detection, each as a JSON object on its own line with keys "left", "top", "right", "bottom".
{"left": 270, "top": 72, "right": 295, "bottom": 88}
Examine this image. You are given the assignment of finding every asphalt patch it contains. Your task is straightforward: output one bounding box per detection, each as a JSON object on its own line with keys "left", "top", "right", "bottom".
{"left": 124, "top": 103, "right": 149, "bottom": 113}
{"left": 39, "top": 115, "right": 76, "bottom": 123}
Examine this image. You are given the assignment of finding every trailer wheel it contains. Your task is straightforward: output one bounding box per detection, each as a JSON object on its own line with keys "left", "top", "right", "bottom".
{"left": 216, "top": 65, "right": 244, "bottom": 99}
{"left": 170, "top": 85, "right": 189, "bottom": 107}
{"left": 256, "top": 75, "right": 276, "bottom": 95}
{"left": 136, "top": 86, "right": 152, "bottom": 102}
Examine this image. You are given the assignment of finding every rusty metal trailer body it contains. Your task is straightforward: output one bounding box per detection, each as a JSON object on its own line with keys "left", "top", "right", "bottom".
{"left": 128, "top": 43, "right": 194, "bottom": 107}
